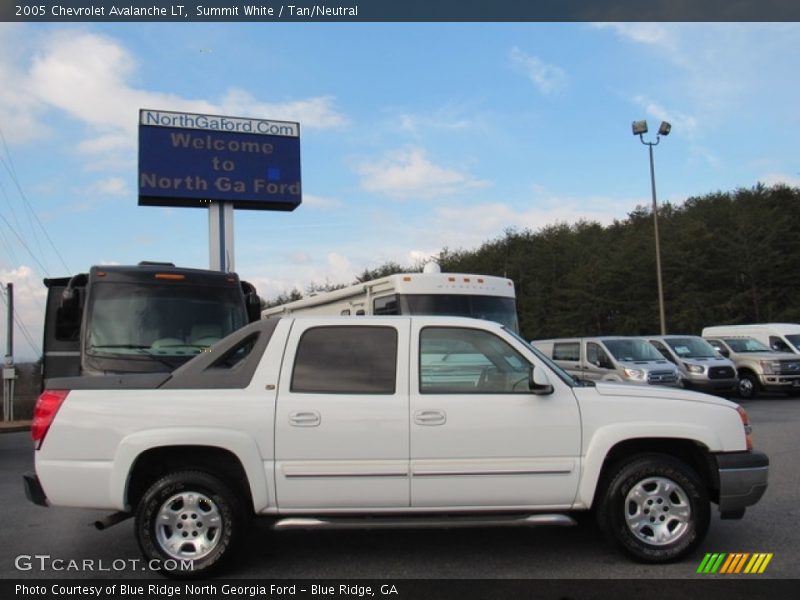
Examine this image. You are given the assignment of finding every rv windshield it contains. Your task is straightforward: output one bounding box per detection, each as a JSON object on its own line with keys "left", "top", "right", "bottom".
{"left": 665, "top": 337, "right": 718, "bottom": 359}
{"left": 399, "top": 294, "right": 519, "bottom": 332}
{"left": 603, "top": 339, "right": 664, "bottom": 362}
{"left": 86, "top": 282, "right": 247, "bottom": 360}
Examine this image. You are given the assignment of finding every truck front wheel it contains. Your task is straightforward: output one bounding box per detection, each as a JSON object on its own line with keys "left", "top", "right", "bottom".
{"left": 738, "top": 373, "right": 759, "bottom": 399}
{"left": 135, "top": 470, "right": 244, "bottom": 578}
{"left": 596, "top": 454, "right": 710, "bottom": 562}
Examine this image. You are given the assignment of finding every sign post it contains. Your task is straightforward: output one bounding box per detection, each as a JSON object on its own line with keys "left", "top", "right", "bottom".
{"left": 138, "top": 109, "right": 302, "bottom": 272}
{"left": 208, "top": 201, "right": 235, "bottom": 272}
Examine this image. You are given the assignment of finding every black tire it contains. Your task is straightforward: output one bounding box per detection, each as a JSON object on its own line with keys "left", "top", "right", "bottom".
{"left": 738, "top": 373, "right": 759, "bottom": 399}
{"left": 596, "top": 454, "right": 710, "bottom": 563}
{"left": 135, "top": 470, "right": 244, "bottom": 578}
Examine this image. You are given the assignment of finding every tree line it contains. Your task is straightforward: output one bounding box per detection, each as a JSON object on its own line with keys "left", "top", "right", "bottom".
{"left": 266, "top": 184, "right": 800, "bottom": 340}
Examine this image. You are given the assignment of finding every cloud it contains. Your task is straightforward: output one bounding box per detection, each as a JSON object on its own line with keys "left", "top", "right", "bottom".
{"left": 510, "top": 47, "right": 568, "bottom": 95}
{"left": 64, "top": 177, "right": 131, "bottom": 212}
{"left": 592, "top": 23, "right": 680, "bottom": 57}
{"left": 302, "top": 194, "right": 342, "bottom": 209}
{"left": 0, "top": 25, "right": 48, "bottom": 143}
{"left": 89, "top": 177, "right": 129, "bottom": 197}
{"left": 393, "top": 101, "right": 484, "bottom": 137}
{"left": 356, "top": 147, "right": 489, "bottom": 199}
{"left": 760, "top": 173, "right": 800, "bottom": 188}
{"left": 2, "top": 28, "right": 348, "bottom": 168}
{"left": 596, "top": 23, "right": 800, "bottom": 116}
{"left": 220, "top": 89, "right": 348, "bottom": 129}
{"left": 431, "top": 199, "right": 624, "bottom": 247}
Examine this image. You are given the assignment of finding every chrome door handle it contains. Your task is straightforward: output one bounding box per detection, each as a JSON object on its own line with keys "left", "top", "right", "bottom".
{"left": 289, "top": 411, "right": 321, "bottom": 427}
{"left": 414, "top": 409, "right": 446, "bottom": 426}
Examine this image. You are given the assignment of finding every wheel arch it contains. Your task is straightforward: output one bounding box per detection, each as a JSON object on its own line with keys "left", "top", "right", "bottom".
{"left": 112, "top": 429, "right": 270, "bottom": 514}
{"left": 585, "top": 438, "right": 718, "bottom": 510}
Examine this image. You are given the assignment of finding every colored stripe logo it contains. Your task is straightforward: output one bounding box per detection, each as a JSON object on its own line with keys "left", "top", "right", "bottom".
{"left": 697, "top": 553, "right": 773, "bottom": 574}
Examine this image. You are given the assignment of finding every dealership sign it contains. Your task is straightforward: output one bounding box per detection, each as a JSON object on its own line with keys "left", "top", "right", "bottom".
{"left": 138, "top": 109, "right": 301, "bottom": 210}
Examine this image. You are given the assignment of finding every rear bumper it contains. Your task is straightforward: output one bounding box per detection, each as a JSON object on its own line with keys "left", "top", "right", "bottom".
{"left": 714, "top": 451, "right": 769, "bottom": 518}
{"left": 23, "top": 472, "right": 49, "bottom": 507}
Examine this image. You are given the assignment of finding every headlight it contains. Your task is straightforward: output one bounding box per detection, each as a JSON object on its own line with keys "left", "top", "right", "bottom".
{"left": 623, "top": 368, "right": 646, "bottom": 381}
{"left": 759, "top": 360, "right": 781, "bottom": 375}
{"left": 684, "top": 363, "right": 704, "bottom": 374}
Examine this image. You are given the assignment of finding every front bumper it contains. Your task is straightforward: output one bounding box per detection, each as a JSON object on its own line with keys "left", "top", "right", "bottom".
{"left": 683, "top": 377, "right": 738, "bottom": 393}
{"left": 23, "top": 472, "right": 49, "bottom": 507}
{"left": 714, "top": 451, "right": 769, "bottom": 518}
{"left": 758, "top": 374, "right": 800, "bottom": 391}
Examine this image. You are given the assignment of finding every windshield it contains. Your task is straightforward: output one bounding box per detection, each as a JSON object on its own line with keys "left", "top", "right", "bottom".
{"left": 723, "top": 337, "right": 771, "bottom": 353}
{"left": 785, "top": 334, "right": 800, "bottom": 352}
{"left": 86, "top": 282, "right": 247, "bottom": 361}
{"left": 665, "top": 337, "right": 718, "bottom": 359}
{"left": 399, "top": 294, "right": 519, "bottom": 332}
{"left": 603, "top": 338, "right": 664, "bottom": 361}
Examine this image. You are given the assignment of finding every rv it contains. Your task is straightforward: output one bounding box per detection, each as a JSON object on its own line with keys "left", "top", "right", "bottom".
{"left": 42, "top": 262, "right": 261, "bottom": 381}
{"left": 262, "top": 263, "right": 519, "bottom": 332}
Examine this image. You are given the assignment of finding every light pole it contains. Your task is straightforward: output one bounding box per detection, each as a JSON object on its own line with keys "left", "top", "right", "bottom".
{"left": 632, "top": 119, "right": 671, "bottom": 335}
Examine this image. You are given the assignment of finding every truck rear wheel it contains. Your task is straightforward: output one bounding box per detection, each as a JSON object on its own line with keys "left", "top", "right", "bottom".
{"left": 596, "top": 454, "right": 710, "bottom": 562}
{"left": 135, "top": 470, "right": 243, "bottom": 578}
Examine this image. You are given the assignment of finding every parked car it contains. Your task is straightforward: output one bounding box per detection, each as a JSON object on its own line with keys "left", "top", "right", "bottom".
{"left": 25, "top": 316, "right": 766, "bottom": 577}
{"left": 646, "top": 335, "right": 738, "bottom": 395}
{"left": 702, "top": 323, "right": 800, "bottom": 355}
{"left": 701, "top": 334, "right": 800, "bottom": 398}
{"left": 532, "top": 336, "right": 681, "bottom": 386}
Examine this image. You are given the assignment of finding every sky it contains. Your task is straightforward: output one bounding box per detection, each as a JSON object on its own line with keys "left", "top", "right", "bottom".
{"left": 1, "top": 21, "right": 800, "bottom": 361}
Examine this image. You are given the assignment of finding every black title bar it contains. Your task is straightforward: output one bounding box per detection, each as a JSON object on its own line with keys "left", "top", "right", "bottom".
{"left": 3, "top": 0, "right": 800, "bottom": 23}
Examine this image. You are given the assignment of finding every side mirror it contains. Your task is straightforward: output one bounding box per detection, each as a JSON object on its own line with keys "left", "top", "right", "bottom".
{"left": 717, "top": 349, "right": 730, "bottom": 358}
{"left": 246, "top": 293, "right": 262, "bottom": 323}
{"left": 528, "top": 366, "right": 554, "bottom": 395}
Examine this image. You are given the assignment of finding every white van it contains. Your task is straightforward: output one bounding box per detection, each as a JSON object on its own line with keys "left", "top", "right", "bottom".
{"left": 701, "top": 323, "right": 800, "bottom": 354}
{"left": 532, "top": 337, "right": 681, "bottom": 387}
{"left": 646, "top": 335, "right": 738, "bottom": 394}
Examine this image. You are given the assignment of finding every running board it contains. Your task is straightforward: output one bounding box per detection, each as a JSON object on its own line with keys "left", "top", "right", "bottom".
{"left": 272, "top": 514, "right": 576, "bottom": 531}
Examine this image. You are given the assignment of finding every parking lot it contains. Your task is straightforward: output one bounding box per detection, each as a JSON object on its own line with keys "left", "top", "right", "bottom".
{"left": 1, "top": 395, "right": 797, "bottom": 581}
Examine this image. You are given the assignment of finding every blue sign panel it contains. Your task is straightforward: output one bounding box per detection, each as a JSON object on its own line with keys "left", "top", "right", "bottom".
{"left": 138, "top": 109, "right": 301, "bottom": 211}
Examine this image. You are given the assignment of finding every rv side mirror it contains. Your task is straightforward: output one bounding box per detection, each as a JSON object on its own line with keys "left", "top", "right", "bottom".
{"left": 240, "top": 280, "right": 262, "bottom": 323}
{"left": 59, "top": 287, "right": 81, "bottom": 320}
{"left": 246, "top": 293, "right": 262, "bottom": 323}
{"left": 528, "top": 366, "right": 554, "bottom": 395}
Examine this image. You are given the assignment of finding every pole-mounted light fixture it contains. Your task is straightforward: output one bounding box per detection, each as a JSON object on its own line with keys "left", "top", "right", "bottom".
{"left": 632, "top": 120, "right": 672, "bottom": 335}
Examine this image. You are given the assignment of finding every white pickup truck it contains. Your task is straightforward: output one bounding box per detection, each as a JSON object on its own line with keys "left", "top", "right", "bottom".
{"left": 25, "top": 316, "right": 768, "bottom": 577}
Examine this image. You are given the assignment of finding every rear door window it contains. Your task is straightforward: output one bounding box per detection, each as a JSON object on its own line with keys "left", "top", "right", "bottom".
{"left": 291, "top": 326, "right": 398, "bottom": 394}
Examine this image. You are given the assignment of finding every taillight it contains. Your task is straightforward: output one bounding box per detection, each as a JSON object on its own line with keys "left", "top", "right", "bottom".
{"left": 31, "top": 390, "right": 69, "bottom": 449}
{"left": 736, "top": 405, "right": 753, "bottom": 451}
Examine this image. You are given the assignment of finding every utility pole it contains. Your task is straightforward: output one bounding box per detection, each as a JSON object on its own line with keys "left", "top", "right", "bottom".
{"left": 3, "top": 283, "right": 17, "bottom": 421}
